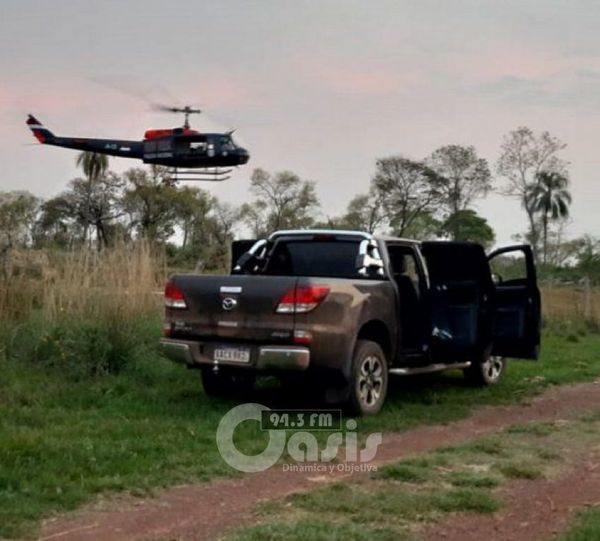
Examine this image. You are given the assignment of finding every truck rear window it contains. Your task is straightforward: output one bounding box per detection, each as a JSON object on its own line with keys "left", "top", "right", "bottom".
{"left": 264, "top": 240, "right": 362, "bottom": 278}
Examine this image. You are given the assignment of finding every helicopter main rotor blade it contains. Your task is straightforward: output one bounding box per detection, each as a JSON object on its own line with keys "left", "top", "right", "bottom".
{"left": 151, "top": 103, "right": 202, "bottom": 114}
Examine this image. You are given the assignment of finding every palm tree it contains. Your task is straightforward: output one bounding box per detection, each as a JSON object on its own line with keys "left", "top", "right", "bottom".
{"left": 76, "top": 152, "right": 108, "bottom": 182}
{"left": 526, "top": 171, "right": 572, "bottom": 264}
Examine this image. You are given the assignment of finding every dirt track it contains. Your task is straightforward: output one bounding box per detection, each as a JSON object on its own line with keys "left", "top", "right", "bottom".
{"left": 425, "top": 452, "right": 600, "bottom": 541}
{"left": 39, "top": 380, "right": 600, "bottom": 541}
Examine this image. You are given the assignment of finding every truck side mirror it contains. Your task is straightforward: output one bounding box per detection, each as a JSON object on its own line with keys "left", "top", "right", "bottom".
{"left": 491, "top": 272, "right": 503, "bottom": 285}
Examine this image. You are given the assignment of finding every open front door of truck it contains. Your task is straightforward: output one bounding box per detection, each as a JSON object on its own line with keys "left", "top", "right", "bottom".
{"left": 488, "top": 245, "right": 541, "bottom": 359}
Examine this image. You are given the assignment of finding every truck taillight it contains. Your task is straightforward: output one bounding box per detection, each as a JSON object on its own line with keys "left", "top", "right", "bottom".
{"left": 165, "top": 281, "right": 188, "bottom": 309}
{"left": 276, "top": 285, "right": 330, "bottom": 314}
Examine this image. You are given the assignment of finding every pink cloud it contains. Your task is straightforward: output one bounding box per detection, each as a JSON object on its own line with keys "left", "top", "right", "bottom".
{"left": 297, "top": 56, "right": 418, "bottom": 97}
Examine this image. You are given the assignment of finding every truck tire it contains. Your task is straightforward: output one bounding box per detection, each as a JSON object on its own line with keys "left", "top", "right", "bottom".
{"left": 463, "top": 353, "right": 505, "bottom": 386}
{"left": 201, "top": 367, "right": 255, "bottom": 398}
{"left": 348, "top": 340, "right": 389, "bottom": 416}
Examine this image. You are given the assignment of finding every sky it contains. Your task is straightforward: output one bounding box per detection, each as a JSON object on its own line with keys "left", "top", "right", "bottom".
{"left": 0, "top": 0, "right": 599, "bottom": 245}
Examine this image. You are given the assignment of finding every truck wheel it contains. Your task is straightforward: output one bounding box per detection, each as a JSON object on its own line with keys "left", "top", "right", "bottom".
{"left": 463, "top": 354, "right": 505, "bottom": 386}
{"left": 201, "top": 368, "right": 255, "bottom": 398}
{"left": 348, "top": 340, "right": 388, "bottom": 416}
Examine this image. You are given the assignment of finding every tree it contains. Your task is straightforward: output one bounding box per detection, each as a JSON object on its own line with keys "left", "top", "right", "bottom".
{"left": 339, "top": 191, "right": 386, "bottom": 233}
{"left": 543, "top": 228, "right": 583, "bottom": 268}
{"left": 496, "top": 127, "right": 568, "bottom": 258}
{"left": 35, "top": 195, "right": 81, "bottom": 247}
{"left": 171, "top": 186, "right": 216, "bottom": 249}
{"left": 575, "top": 235, "right": 600, "bottom": 281}
{"left": 241, "top": 168, "right": 319, "bottom": 237}
{"left": 64, "top": 173, "right": 124, "bottom": 248}
{"left": 440, "top": 209, "right": 495, "bottom": 248}
{"left": 402, "top": 211, "right": 442, "bottom": 240}
{"left": 371, "top": 156, "right": 442, "bottom": 237}
{"left": 122, "top": 166, "right": 179, "bottom": 242}
{"left": 525, "top": 171, "right": 572, "bottom": 265}
{"left": 76, "top": 152, "right": 109, "bottom": 182}
{"left": 0, "top": 191, "right": 39, "bottom": 248}
{"left": 72, "top": 151, "right": 118, "bottom": 248}
{"left": 239, "top": 199, "right": 268, "bottom": 238}
{"left": 427, "top": 145, "right": 492, "bottom": 240}
{"left": 202, "top": 201, "right": 241, "bottom": 271}
{"left": 168, "top": 187, "right": 240, "bottom": 272}
{"left": 0, "top": 191, "right": 39, "bottom": 278}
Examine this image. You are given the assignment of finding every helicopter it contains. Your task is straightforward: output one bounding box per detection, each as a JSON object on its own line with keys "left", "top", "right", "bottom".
{"left": 26, "top": 105, "right": 250, "bottom": 182}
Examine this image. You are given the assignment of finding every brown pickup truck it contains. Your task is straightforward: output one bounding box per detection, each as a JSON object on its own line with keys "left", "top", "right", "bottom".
{"left": 160, "top": 229, "right": 541, "bottom": 415}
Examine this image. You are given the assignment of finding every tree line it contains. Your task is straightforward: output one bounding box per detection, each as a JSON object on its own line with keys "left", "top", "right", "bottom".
{"left": 0, "top": 125, "right": 596, "bottom": 280}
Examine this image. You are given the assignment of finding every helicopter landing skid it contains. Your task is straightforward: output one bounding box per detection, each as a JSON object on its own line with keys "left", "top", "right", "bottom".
{"left": 166, "top": 167, "right": 233, "bottom": 184}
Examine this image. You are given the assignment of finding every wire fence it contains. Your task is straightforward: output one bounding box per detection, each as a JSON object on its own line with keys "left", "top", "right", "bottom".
{"left": 541, "top": 279, "right": 600, "bottom": 325}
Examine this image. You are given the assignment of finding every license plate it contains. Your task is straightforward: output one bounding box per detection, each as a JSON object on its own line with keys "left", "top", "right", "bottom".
{"left": 213, "top": 346, "right": 251, "bottom": 363}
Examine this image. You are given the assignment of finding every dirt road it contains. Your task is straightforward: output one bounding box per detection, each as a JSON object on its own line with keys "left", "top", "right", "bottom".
{"left": 39, "top": 380, "right": 600, "bottom": 541}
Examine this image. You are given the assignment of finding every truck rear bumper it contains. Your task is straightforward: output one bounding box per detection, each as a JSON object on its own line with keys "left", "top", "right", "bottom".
{"left": 159, "top": 339, "right": 310, "bottom": 371}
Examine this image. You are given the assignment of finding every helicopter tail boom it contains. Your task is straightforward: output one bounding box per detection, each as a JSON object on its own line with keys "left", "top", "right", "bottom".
{"left": 26, "top": 114, "right": 143, "bottom": 158}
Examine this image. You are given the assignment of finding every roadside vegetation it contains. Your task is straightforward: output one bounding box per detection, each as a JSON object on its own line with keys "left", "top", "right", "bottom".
{"left": 227, "top": 415, "right": 600, "bottom": 540}
{"left": 560, "top": 508, "right": 600, "bottom": 541}
{"left": 1, "top": 126, "right": 600, "bottom": 538}
{"left": 1, "top": 312, "right": 600, "bottom": 538}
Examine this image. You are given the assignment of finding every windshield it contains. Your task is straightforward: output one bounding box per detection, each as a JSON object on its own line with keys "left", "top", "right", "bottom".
{"left": 263, "top": 240, "right": 364, "bottom": 278}
{"left": 220, "top": 135, "right": 236, "bottom": 150}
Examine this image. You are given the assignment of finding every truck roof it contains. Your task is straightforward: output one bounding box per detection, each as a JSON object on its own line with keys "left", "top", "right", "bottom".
{"left": 269, "top": 229, "right": 420, "bottom": 245}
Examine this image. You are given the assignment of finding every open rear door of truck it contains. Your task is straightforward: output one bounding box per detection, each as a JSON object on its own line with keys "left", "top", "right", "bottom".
{"left": 487, "top": 245, "right": 541, "bottom": 359}
{"left": 420, "top": 241, "right": 495, "bottom": 361}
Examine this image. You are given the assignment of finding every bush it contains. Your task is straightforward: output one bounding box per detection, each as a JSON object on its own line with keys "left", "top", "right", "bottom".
{"left": 0, "top": 243, "right": 165, "bottom": 378}
{"left": 3, "top": 315, "right": 161, "bottom": 379}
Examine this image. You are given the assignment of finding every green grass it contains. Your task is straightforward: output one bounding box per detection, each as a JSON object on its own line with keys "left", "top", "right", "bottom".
{"left": 445, "top": 471, "right": 501, "bottom": 488}
{"left": 0, "top": 316, "right": 269, "bottom": 538}
{"left": 372, "top": 462, "right": 431, "bottom": 483}
{"left": 505, "top": 421, "right": 558, "bottom": 436}
{"left": 559, "top": 508, "right": 600, "bottom": 541}
{"left": 229, "top": 414, "right": 600, "bottom": 541}
{"left": 360, "top": 333, "right": 600, "bottom": 435}
{"left": 1, "top": 330, "right": 600, "bottom": 537}
{"left": 286, "top": 482, "right": 500, "bottom": 523}
{"left": 228, "top": 520, "right": 405, "bottom": 541}
{"left": 496, "top": 462, "right": 544, "bottom": 480}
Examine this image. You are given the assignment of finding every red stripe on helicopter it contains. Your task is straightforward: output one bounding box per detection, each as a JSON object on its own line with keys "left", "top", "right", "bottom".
{"left": 144, "top": 128, "right": 199, "bottom": 140}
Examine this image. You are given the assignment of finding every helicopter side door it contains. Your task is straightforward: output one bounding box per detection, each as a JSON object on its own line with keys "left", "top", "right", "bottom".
{"left": 174, "top": 135, "right": 208, "bottom": 159}
{"left": 143, "top": 137, "right": 174, "bottom": 163}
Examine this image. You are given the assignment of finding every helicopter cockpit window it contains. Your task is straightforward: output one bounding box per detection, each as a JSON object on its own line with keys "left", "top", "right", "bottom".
{"left": 220, "top": 136, "right": 236, "bottom": 151}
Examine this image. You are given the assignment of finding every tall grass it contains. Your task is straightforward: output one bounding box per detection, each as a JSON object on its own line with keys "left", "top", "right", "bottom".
{"left": 541, "top": 285, "right": 600, "bottom": 327}
{"left": 0, "top": 243, "right": 167, "bottom": 377}
{"left": 1, "top": 246, "right": 597, "bottom": 377}
{"left": 0, "top": 242, "right": 165, "bottom": 321}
